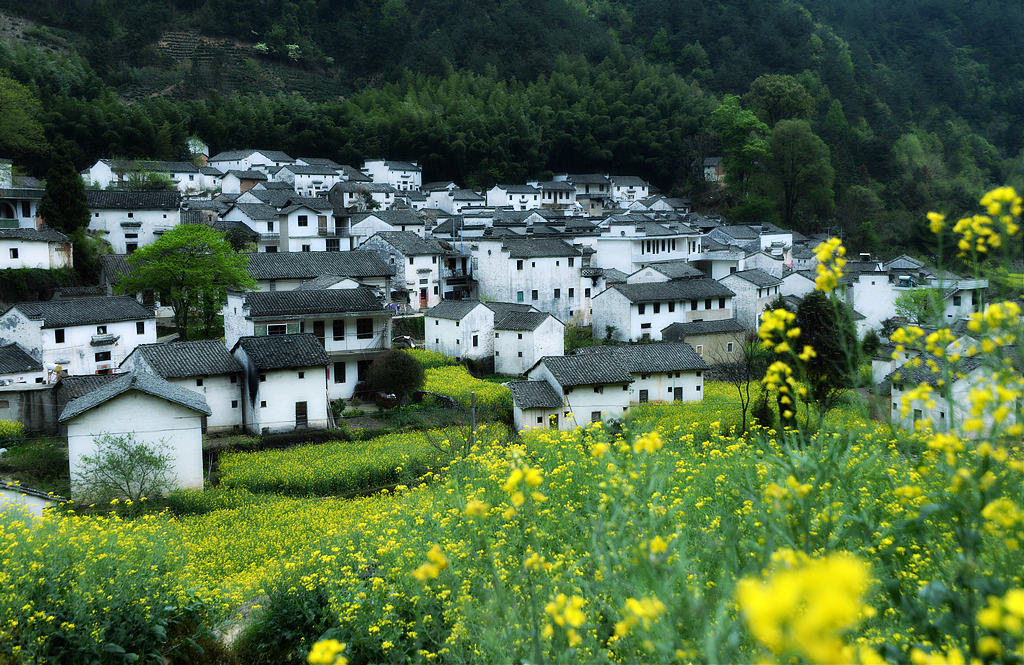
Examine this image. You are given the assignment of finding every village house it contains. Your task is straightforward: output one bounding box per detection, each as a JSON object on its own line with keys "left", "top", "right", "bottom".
{"left": 590, "top": 214, "right": 702, "bottom": 275}
{"left": 493, "top": 307, "right": 565, "bottom": 375}
{"left": 558, "top": 174, "right": 612, "bottom": 213}
{"left": 223, "top": 287, "right": 392, "bottom": 400}
{"left": 329, "top": 181, "right": 397, "bottom": 211}
{"left": 510, "top": 342, "right": 707, "bottom": 430}
{"left": 424, "top": 300, "right": 497, "bottom": 364}
{"left": 278, "top": 201, "right": 335, "bottom": 253}
{"left": 703, "top": 156, "right": 725, "bottom": 183}
{"left": 362, "top": 159, "right": 422, "bottom": 191}
{"left": 485, "top": 185, "right": 542, "bottom": 211}
{"left": 473, "top": 237, "right": 585, "bottom": 323}
{"left": 82, "top": 159, "right": 206, "bottom": 194}
{"left": 208, "top": 149, "right": 295, "bottom": 174}
{"left": 242, "top": 250, "right": 394, "bottom": 293}
{"left": 626, "top": 260, "right": 705, "bottom": 283}
{"left": 86, "top": 190, "right": 181, "bottom": 254}
{"left": 719, "top": 269, "right": 783, "bottom": 330}
{"left": 0, "top": 342, "right": 45, "bottom": 385}
{"left": 427, "top": 188, "right": 487, "bottom": 214}
{"left": 273, "top": 164, "right": 344, "bottom": 196}
{"left": 689, "top": 239, "right": 748, "bottom": 279}
{"left": 780, "top": 269, "right": 817, "bottom": 298}
{"left": 844, "top": 265, "right": 988, "bottom": 330}
{"left": 119, "top": 340, "right": 244, "bottom": 433}
{"left": 660, "top": 318, "right": 746, "bottom": 364}
{"left": 527, "top": 181, "right": 578, "bottom": 212}
{"left": 0, "top": 227, "right": 72, "bottom": 270}
{"left": 361, "top": 231, "right": 454, "bottom": 310}
{"left": 217, "top": 202, "right": 282, "bottom": 252}
{"left": 60, "top": 371, "right": 210, "bottom": 498}
{"left": 610, "top": 176, "right": 650, "bottom": 205}
{"left": 231, "top": 333, "right": 331, "bottom": 433}
{"left": 0, "top": 159, "right": 43, "bottom": 228}
{"left": 0, "top": 296, "right": 156, "bottom": 376}
{"left": 221, "top": 170, "right": 269, "bottom": 194}
{"left": 591, "top": 279, "right": 736, "bottom": 342}
{"left": 348, "top": 210, "right": 427, "bottom": 243}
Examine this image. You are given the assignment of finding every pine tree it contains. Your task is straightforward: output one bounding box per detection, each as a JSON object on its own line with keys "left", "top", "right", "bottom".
{"left": 38, "top": 145, "right": 89, "bottom": 235}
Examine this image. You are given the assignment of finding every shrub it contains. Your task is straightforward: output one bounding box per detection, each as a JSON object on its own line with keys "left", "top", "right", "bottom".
{"left": 73, "top": 434, "right": 174, "bottom": 506}
{"left": 365, "top": 349, "right": 425, "bottom": 404}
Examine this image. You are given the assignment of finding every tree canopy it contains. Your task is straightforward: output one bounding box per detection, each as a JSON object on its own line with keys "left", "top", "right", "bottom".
{"left": 38, "top": 144, "right": 89, "bottom": 235}
{"left": 794, "top": 291, "right": 860, "bottom": 420}
{"left": 117, "top": 225, "right": 253, "bottom": 340}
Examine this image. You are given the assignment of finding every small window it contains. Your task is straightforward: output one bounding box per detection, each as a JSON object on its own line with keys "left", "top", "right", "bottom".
{"left": 516, "top": 260, "right": 524, "bottom": 270}
{"left": 593, "top": 386, "right": 603, "bottom": 394}
{"left": 334, "top": 361, "right": 347, "bottom": 383}
{"left": 232, "top": 400, "right": 238, "bottom": 408}
{"left": 301, "top": 244, "right": 311, "bottom": 252}
{"left": 410, "top": 257, "right": 415, "bottom": 265}
{"left": 127, "top": 212, "right": 134, "bottom": 218}
{"left": 136, "top": 321, "right": 145, "bottom": 335}
{"left": 333, "top": 320, "right": 346, "bottom": 340}
{"left": 585, "top": 288, "right": 591, "bottom": 298}
{"left": 537, "top": 416, "right": 543, "bottom": 424}
{"left": 568, "top": 258, "right": 575, "bottom": 267}
{"left": 517, "top": 351, "right": 523, "bottom": 357}
{"left": 298, "top": 371, "right": 305, "bottom": 379}
{"left": 668, "top": 302, "right": 675, "bottom": 312}
{"left": 495, "top": 332, "right": 499, "bottom": 338}
{"left": 196, "top": 378, "right": 204, "bottom": 387}
{"left": 259, "top": 374, "right": 267, "bottom": 382}
{"left": 230, "top": 375, "right": 238, "bottom": 383}
{"left": 54, "top": 329, "right": 65, "bottom": 344}
{"left": 94, "top": 351, "right": 111, "bottom": 362}
{"left": 432, "top": 256, "right": 437, "bottom": 264}
{"left": 953, "top": 295, "right": 962, "bottom": 306}
{"left": 696, "top": 345, "right": 703, "bottom": 356}
{"left": 532, "top": 290, "right": 538, "bottom": 300}
{"left": 568, "top": 288, "right": 574, "bottom": 298}
{"left": 591, "top": 411, "right": 601, "bottom": 423}
{"left": 554, "top": 288, "right": 561, "bottom": 299}
{"left": 8, "top": 248, "right": 17, "bottom": 259}
{"left": 517, "top": 291, "right": 524, "bottom": 302}
{"left": 719, "top": 297, "right": 726, "bottom": 309}
{"left": 691, "top": 301, "right": 697, "bottom": 311}
{"left": 638, "top": 304, "right": 646, "bottom": 315}
{"left": 517, "top": 333, "right": 523, "bottom": 340}
{"left": 653, "top": 303, "right": 660, "bottom": 314}
{"left": 639, "top": 389, "right": 648, "bottom": 403}
{"left": 456, "top": 321, "right": 460, "bottom": 327}
{"left": 472, "top": 334, "right": 479, "bottom": 347}
{"left": 297, "top": 215, "right": 308, "bottom": 227}
{"left": 96, "top": 325, "right": 107, "bottom": 334}
{"left": 705, "top": 299, "right": 712, "bottom": 309}
{"left": 727, "top": 342, "right": 734, "bottom": 353}
{"left": 260, "top": 400, "right": 267, "bottom": 408}
{"left": 695, "top": 385, "right": 701, "bottom": 391}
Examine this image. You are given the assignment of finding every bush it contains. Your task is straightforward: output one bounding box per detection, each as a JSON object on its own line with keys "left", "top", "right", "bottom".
{"left": 365, "top": 349, "right": 425, "bottom": 403}
{"left": 74, "top": 434, "right": 174, "bottom": 506}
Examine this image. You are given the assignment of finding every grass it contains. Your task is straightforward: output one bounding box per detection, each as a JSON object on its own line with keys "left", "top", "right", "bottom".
{"left": 0, "top": 438, "right": 70, "bottom": 496}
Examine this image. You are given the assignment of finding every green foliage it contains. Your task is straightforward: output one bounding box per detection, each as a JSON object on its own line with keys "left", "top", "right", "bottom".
{"left": 116, "top": 225, "right": 253, "bottom": 340}
{"left": 0, "top": 267, "right": 77, "bottom": 303}
{"left": 565, "top": 325, "right": 596, "bottom": 352}
{"left": 0, "top": 419, "right": 25, "bottom": 445}
{"left": 119, "top": 168, "right": 177, "bottom": 191}
{"left": 710, "top": 94, "right": 768, "bottom": 197}
{"left": 38, "top": 143, "right": 89, "bottom": 235}
{"left": 74, "top": 433, "right": 175, "bottom": 506}
{"left": 795, "top": 291, "right": 860, "bottom": 419}
{"left": 0, "top": 70, "right": 47, "bottom": 161}
{"left": 0, "top": 438, "right": 68, "bottom": 496}
{"left": 743, "top": 74, "right": 814, "bottom": 126}
{"left": 403, "top": 348, "right": 457, "bottom": 370}
{"left": 765, "top": 118, "right": 834, "bottom": 229}
{"left": 894, "top": 287, "right": 946, "bottom": 326}
{"left": 365, "top": 349, "right": 425, "bottom": 404}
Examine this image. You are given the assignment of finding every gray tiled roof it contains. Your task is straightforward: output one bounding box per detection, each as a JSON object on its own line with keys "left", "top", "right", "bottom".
{"left": 59, "top": 370, "right": 211, "bottom": 422}
{"left": 606, "top": 279, "right": 735, "bottom": 303}
{"left": 234, "top": 333, "right": 330, "bottom": 370}
{"left": 503, "top": 238, "right": 581, "bottom": 258}
{"left": 540, "top": 353, "right": 633, "bottom": 387}
{"left": 495, "top": 311, "right": 552, "bottom": 331}
{"left": 661, "top": 318, "right": 746, "bottom": 339}
{"left": 244, "top": 251, "right": 394, "bottom": 280}
{"left": 295, "top": 275, "right": 354, "bottom": 290}
{"left": 10, "top": 296, "right": 153, "bottom": 329}
{"left": 368, "top": 231, "right": 446, "bottom": 256}
{"left": 494, "top": 184, "right": 540, "bottom": 194}
{"left": 565, "top": 174, "right": 610, "bottom": 186}
{"left": 450, "top": 189, "right": 484, "bottom": 201}
{"left": 485, "top": 302, "right": 538, "bottom": 317}
{"left": 644, "top": 261, "right": 705, "bottom": 280}
{"left": 508, "top": 380, "right": 562, "bottom": 409}
{"left": 377, "top": 160, "right": 421, "bottom": 172}
{"left": 351, "top": 210, "right": 424, "bottom": 227}
{"left": 887, "top": 356, "right": 985, "bottom": 389}
{"left": 0, "top": 343, "right": 42, "bottom": 374}
{"left": 535, "top": 180, "right": 575, "bottom": 192}
{"left": 0, "top": 226, "right": 69, "bottom": 243}
{"left": 86, "top": 190, "right": 180, "bottom": 210}
{"left": 330, "top": 181, "right": 396, "bottom": 194}
{"left": 723, "top": 268, "right": 783, "bottom": 288}
{"left": 245, "top": 288, "right": 383, "bottom": 317}
{"left": 210, "top": 149, "right": 293, "bottom": 162}
{"left": 226, "top": 170, "right": 268, "bottom": 181}
{"left": 282, "top": 164, "right": 343, "bottom": 175}
{"left": 574, "top": 342, "right": 709, "bottom": 374}
{"left": 424, "top": 300, "right": 487, "bottom": 320}
{"left": 610, "top": 176, "right": 648, "bottom": 187}
{"left": 129, "top": 340, "right": 242, "bottom": 378}
{"left": 297, "top": 157, "right": 342, "bottom": 169}
{"left": 55, "top": 374, "right": 122, "bottom": 403}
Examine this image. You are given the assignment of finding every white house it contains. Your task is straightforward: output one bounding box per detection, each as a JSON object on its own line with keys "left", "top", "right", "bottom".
{"left": 222, "top": 202, "right": 284, "bottom": 252}
{"left": 361, "top": 231, "right": 450, "bottom": 310}
{"left": 428, "top": 188, "right": 486, "bottom": 214}
{"left": 0, "top": 342, "right": 45, "bottom": 385}
{"left": 780, "top": 270, "right": 817, "bottom": 298}
{"left": 220, "top": 170, "right": 269, "bottom": 194}
{"left": 223, "top": 287, "right": 392, "bottom": 401}
{"left": 0, "top": 159, "right": 43, "bottom": 228}
{"left": 59, "top": 371, "right": 210, "bottom": 498}
{"left": 493, "top": 307, "right": 564, "bottom": 375}
{"left": 0, "top": 296, "right": 156, "bottom": 376}
{"left": 0, "top": 227, "right": 72, "bottom": 270}
{"left": 83, "top": 159, "right": 206, "bottom": 194}
{"left": 209, "top": 149, "right": 295, "bottom": 174}
{"left": 703, "top": 157, "right": 725, "bottom": 183}
{"left": 719, "top": 269, "right": 783, "bottom": 331}
{"left": 559, "top": 174, "right": 612, "bottom": 213}
{"left": 242, "top": 251, "right": 394, "bottom": 293}
{"left": 591, "top": 279, "right": 735, "bottom": 342}
{"left": 119, "top": 340, "right": 244, "bottom": 433}
{"left": 274, "top": 164, "right": 344, "bottom": 197}
{"left": 610, "top": 176, "right": 650, "bottom": 206}
{"left": 362, "top": 159, "right": 422, "bottom": 191}
{"left": 279, "top": 201, "right": 335, "bottom": 253}
{"left": 486, "top": 185, "right": 541, "bottom": 211}
{"left": 845, "top": 266, "right": 988, "bottom": 330}
{"left": 85, "top": 190, "right": 181, "bottom": 254}
{"left": 231, "top": 333, "right": 331, "bottom": 433}
{"left": 528, "top": 181, "right": 578, "bottom": 212}
{"left": 349, "top": 210, "right": 426, "bottom": 244}
{"left": 424, "top": 300, "right": 496, "bottom": 362}
{"left": 473, "top": 238, "right": 585, "bottom": 323}
{"left": 329, "top": 181, "right": 397, "bottom": 211}
{"left": 511, "top": 343, "right": 707, "bottom": 431}
{"left": 590, "top": 215, "right": 702, "bottom": 275}
{"left": 626, "top": 261, "right": 705, "bottom": 283}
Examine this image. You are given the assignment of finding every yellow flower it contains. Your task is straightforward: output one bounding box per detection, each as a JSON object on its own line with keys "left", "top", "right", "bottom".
{"left": 927, "top": 211, "right": 945, "bottom": 234}
{"left": 632, "top": 431, "right": 664, "bottom": 454}
{"left": 308, "top": 639, "right": 348, "bottom": 665}
{"left": 464, "top": 500, "right": 489, "bottom": 518}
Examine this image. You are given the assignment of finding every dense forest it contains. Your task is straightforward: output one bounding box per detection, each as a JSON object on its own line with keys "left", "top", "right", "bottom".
{"left": 1, "top": 0, "right": 1023, "bottom": 256}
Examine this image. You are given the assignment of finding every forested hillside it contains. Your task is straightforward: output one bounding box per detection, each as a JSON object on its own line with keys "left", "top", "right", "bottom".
{"left": 1, "top": 0, "right": 1022, "bottom": 255}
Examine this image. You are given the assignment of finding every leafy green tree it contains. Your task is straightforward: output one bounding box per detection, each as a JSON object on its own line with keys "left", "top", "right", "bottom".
{"left": 38, "top": 145, "right": 90, "bottom": 235}
{"left": 795, "top": 291, "right": 860, "bottom": 422}
{"left": 117, "top": 225, "right": 253, "bottom": 340}
{"left": 766, "top": 119, "right": 834, "bottom": 229}
{"left": 121, "top": 167, "right": 176, "bottom": 191}
{"left": 710, "top": 94, "right": 768, "bottom": 198}
{"left": 893, "top": 287, "right": 945, "bottom": 326}
{"left": 365, "top": 350, "right": 425, "bottom": 405}
{"left": 744, "top": 74, "right": 814, "bottom": 126}
{"left": 74, "top": 433, "right": 174, "bottom": 506}
{"left": 0, "top": 71, "right": 47, "bottom": 160}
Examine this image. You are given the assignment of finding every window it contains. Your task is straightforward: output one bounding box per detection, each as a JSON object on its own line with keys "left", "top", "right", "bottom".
{"left": 695, "top": 385, "right": 701, "bottom": 391}
{"left": 265, "top": 246, "right": 277, "bottom": 253}
{"left": 357, "top": 359, "right": 372, "bottom": 381}
{"left": 593, "top": 386, "right": 603, "bottom": 394}
{"left": 495, "top": 332, "right": 499, "bottom": 338}
{"left": 727, "top": 342, "right": 734, "bottom": 353}
{"left": 719, "top": 297, "right": 727, "bottom": 309}
{"left": 432, "top": 256, "right": 437, "bottom": 264}
{"left": 196, "top": 378, "right": 204, "bottom": 387}
{"left": 516, "top": 260, "right": 524, "bottom": 270}
{"left": 96, "top": 325, "right": 107, "bottom": 334}
{"left": 297, "top": 215, "right": 308, "bottom": 227}
{"left": 334, "top": 361, "right": 346, "bottom": 383}
{"left": 953, "top": 295, "right": 962, "bottom": 306}
{"left": 94, "top": 351, "right": 111, "bottom": 362}
{"left": 326, "top": 239, "right": 340, "bottom": 252}
{"left": 531, "top": 290, "right": 538, "bottom": 300}
{"left": 690, "top": 301, "right": 697, "bottom": 311}
{"left": 297, "top": 371, "right": 305, "bottom": 379}
{"left": 259, "top": 374, "right": 266, "bottom": 382}
{"left": 54, "top": 329, "right": 65, "bottom": 344}
{"left": 653, "top": 303, "right": 660, "bottom": 314}
{"left": 301, "top": 244, "right": 311, "bottom": 252}
{"left": 267, "top": 324, "right": 288, "bottom": 335}
{"left": 136, "top": 321, "right": 145, "bottom": 335}
{"left": 260, "top": 400, "right": 267, "bottom": 408}
{"left": 127, "top": 212, "right": 134, "bottom": 218}
{"left": 638, "top": 304, "right": 646, "bottom": 315}
{"left": 517, "top": 333, "right": 523, "bottom": 340}
{"left": 124, "top": 233, "right": 138, "bottom": 239}
{"left": 455, "top": 321, "right": 460, "bottom": 327}
{"left": 568, "top": 257, "right": 575, "bottom": 267}
{"left": 696, "top": 345, "right": 703, "bottom": 356}
{"left": 472, "top": 335, "right": 479, "bottom": 347}
{"left": 356, "top": 318, "right": 373, "bottom": 339}
{"left": 517, "top": 351, "right": 523, "bottom": 357}
{"left": 639, "top": 389, "right": 648, "bottom": 403}
{"left": 705, "top": 299, "right": 712, "bottom": 309}
{"left": 8, "top": 248, "right": 17, "bottom": 259}
{"left": 232, "top": 400, "right": 238, "bottom": 408}
{"left": 333, "top": 320, "right": 345, "bottom": 340}
{"left": 568, "top": 288, "right": 574, "bottom": 298}
{"left": 517, "top": 291, "right": 524, "bottom": 302}
{"left": 668, "top": 302, "right": 675, "bottom": 312}
{"left": 554, "top": 288, "right": 560, "bottom": 299}
{"left": 537, "top": 416, "right": 543, "bottom": 424}
{"left": 585, "top": 288, "right": 591, "bottom": 298}
{"left": 267, "top": 221, "right": 275, "bottom": 232}
{"left": 230, "top": 375, "right": 238, "bottom": 383}
{"left": 591, "top": 411, "right": 602, "bottom": 423}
